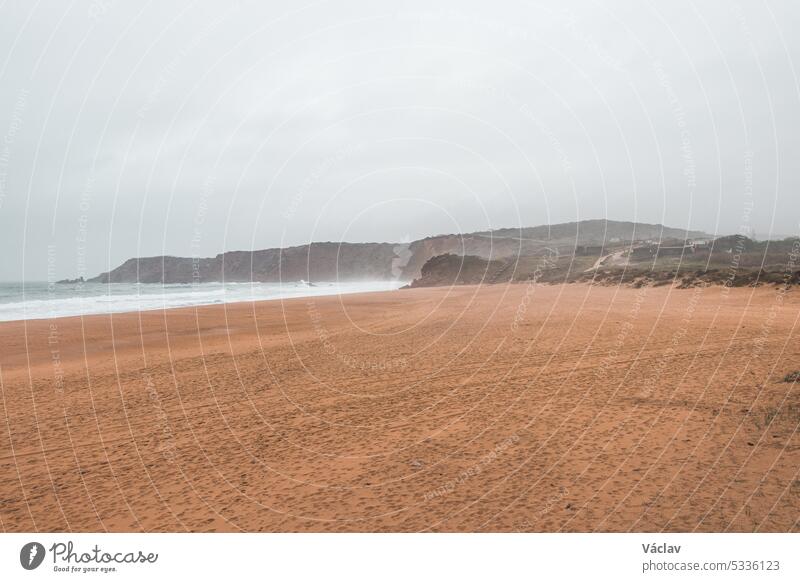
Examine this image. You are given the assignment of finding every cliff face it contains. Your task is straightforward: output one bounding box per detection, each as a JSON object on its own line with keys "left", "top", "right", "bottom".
{"left": 404, "top": 254, "right": 509, "bottom": 288}
{"left": 87, "top": 220, "right": 711, "bottom": 284}
{"left": 89, "top": 242, "right": 399, "bottom": 284}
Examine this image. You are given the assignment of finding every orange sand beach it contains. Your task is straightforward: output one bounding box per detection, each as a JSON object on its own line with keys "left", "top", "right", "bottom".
{"left": 1, "top": 283, "right": 798, "bottom": 532}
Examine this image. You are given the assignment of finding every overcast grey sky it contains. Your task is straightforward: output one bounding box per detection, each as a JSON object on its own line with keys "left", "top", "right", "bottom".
{"left": 0, "top": 0, "right": 798, "bottom": 281}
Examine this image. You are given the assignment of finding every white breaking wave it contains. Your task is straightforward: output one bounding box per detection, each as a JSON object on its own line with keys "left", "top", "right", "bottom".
{"left": 0, "top": 281, "right": 404, "bottom": 322}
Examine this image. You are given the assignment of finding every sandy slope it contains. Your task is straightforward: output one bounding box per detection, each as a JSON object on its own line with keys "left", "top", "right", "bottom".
{"left": 0, "top": 283, "right": 798, "bottom": 532}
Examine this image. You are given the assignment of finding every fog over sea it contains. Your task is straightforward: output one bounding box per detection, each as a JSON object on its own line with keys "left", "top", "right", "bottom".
{"left": 0, "top": 280, "right": 404, "bottom": 322}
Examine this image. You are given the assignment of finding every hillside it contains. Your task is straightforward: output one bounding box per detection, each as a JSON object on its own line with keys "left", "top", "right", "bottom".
{"left": 89, "top": 242, "right": 399, "bottom": 284}
{"left": 475, "top": 219, "right": 708, "bottom": 244}
{"left": 406, "top": 235, "right": 800, "bottom": 289}
{"left": 85, "top": 219, "right": 711, "bottom": 284}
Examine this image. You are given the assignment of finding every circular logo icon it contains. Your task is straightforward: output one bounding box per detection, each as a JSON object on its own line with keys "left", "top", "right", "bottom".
{"left": 20, "top": 542, "right": 46, "bottom": 570}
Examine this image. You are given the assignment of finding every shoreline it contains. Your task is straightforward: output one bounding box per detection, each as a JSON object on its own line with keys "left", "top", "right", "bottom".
{"left": 3, "top": 277, "right": 797, "bottom": 326}
{"left": 0, "top": 280, "right": 406, "bottom": 324}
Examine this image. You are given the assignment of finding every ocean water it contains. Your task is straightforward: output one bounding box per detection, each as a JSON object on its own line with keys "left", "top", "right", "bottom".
{"left": 0, "top": 280, "right": 404, "bottom": 322}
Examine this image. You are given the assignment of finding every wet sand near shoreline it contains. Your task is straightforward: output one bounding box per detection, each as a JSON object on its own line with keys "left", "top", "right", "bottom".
{"left": 1, "top": 283, "right": 798, "bottom": 532}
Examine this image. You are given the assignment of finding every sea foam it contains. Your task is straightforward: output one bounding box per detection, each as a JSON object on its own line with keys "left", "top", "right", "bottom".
{"left": 0, "top": 281, "right": 404, "bottom": 322}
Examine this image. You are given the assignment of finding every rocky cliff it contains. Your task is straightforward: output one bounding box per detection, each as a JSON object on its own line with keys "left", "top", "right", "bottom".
{"left": 404, "top": 254, "right": 509, "bottom": 288}
{"left": 86, "top": 219, "right": 711, "bottom": 284}
{"left": 89, "top": 242, "right": 399, "bottom": 284}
